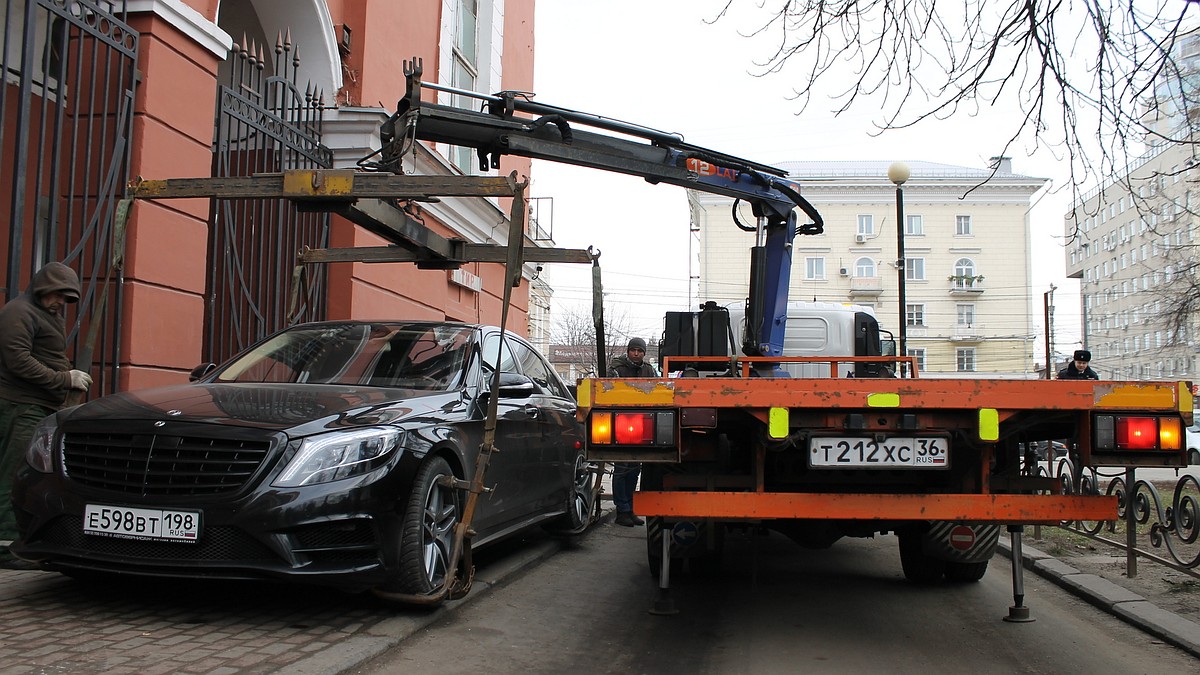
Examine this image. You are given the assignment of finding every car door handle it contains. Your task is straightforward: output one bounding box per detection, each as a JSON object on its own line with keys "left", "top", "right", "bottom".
{"left": 523, "top": 404, "right": 540, "bottom": 419}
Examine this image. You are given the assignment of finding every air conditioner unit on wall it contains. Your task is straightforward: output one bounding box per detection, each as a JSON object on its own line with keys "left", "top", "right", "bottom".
{"left": 855, "top": 234, "right": 867, "bottom": 244}
{"left": 840, "top": 267, "right": 850, "bottom": 276}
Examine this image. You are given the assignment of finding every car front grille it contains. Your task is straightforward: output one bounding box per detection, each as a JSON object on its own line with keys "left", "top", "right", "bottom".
{"left": 63, "top": 431, "right": 273, "bottom": 497}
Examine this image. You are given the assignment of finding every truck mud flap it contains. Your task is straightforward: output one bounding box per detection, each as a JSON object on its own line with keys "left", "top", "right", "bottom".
{"left": 921, "top": 523, "right": 1001, "bottom": 564}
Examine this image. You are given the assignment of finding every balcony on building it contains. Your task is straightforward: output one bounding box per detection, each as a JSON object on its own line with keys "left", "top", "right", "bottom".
{"left": 949, "top": 275, "right": 985, "bottom": 295}
{"left": 951, "top": 325, "right": 981, "bottom": 341}
{"left": 849, "top": 275, "right": 884, "bottom": 297}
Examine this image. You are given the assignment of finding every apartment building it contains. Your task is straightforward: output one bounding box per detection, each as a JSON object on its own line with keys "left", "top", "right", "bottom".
{"left": 1063, "top": 31, "right": 1200, "bottom": 381}
{"left": 1063, "top": 143, "right": 1198, "bottom": 380}
{"left": 690, "top": 160, "right": 1046, "bottom": 376}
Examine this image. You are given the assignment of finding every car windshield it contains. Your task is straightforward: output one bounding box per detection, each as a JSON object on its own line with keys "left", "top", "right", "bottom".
{"left": 214, "top": 323, "right": 475, "bottom": 390}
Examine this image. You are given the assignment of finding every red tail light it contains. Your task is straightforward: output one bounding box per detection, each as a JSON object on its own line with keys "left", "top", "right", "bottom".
{"left": 1115, "top": 417, "right": 1159, "bottom": 450}
{"left": 615, "top": 413, "right": 655, "bottom": 445}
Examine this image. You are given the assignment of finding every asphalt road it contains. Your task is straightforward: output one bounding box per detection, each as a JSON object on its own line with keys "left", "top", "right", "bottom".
{"left": 352, "top": 522, "right": 1198, "bottom": 675}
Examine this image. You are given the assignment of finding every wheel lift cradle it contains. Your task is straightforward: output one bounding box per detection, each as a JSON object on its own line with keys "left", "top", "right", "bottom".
{"left": 129, "top": 169, "right": 600, "bottom": 604}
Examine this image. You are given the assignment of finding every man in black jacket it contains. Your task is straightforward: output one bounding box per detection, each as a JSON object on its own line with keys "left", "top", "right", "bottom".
{"left": 1058, "top": 349, "right": 1100, "bottom": 380}
{"left": 607, "top": 337, "right": 657, "bottom": 526}
{"left": 0, "top": 262, "right": 92, "bottom": 565}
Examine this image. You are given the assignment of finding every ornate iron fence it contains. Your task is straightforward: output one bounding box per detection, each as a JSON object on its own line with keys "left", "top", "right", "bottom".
{"left": 1034, "top": 457, "right": 1200, "bottom": 577}
{"left": 208, "top": 31, "right": 332, "bottom": 364}
{"left": 1, "top": 0, "right": 137, "bottom": 397}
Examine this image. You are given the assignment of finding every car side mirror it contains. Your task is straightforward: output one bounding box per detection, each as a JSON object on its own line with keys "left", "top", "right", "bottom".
{"left": 189, "top": 363, "right": 217, "bottom": 382}
{"left": 483, "top": 372, "right": 536, "bottom": 398}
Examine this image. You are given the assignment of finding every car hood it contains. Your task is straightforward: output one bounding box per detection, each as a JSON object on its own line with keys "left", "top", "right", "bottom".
{"left": 62, "top": 382, "right": 469, "bottom": 436}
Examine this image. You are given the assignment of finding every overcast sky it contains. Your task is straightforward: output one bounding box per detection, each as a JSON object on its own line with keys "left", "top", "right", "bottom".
{"left": 529, "top": 1, "right": 1084, "bottom": 355}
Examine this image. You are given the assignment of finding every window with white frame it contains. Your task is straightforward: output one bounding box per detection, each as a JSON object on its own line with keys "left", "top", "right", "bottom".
{"left": 906, "top": 257, "right": 925, "bottom": 281}
{"left": 450, "top": 0, "right": 481, "bottom": 173}
{"left": 854, "top": 257, "right": 875, "bottom": 277}
{"left": 906, "top": 303, "right": 925, "bottom": 327}
{"left": 805, "top": 257, "right": 825, "bottom": 280}
{"left": 955, "top": 215, "right": 973, "bottom": 235}
{"left": 956, "top": 303, "right": 975, "bottom": 326}
{"left": 952, "top": 258, "right": 977, "bottom": 288}
{"left": 905, "top": 214, "right": 923, "bottom": 236}
{"left": 908, "top": 348, "right": 926, "bottom": 371}
{"left": 956, "top": 348, "right": 976, "bottom": 372}
{"left": 857, "top": 214, "right": 874, "bottom": 236}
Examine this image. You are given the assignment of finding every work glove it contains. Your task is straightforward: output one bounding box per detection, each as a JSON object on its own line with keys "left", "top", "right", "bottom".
{"left": 68, "top": 369, "right": 93, "bottom": 391}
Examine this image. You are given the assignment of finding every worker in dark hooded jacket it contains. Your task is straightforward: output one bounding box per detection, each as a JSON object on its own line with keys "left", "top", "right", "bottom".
{"left": 606, "top": 337, "right": 658, "bottom": 526}
{"left": 0, "top": 262, "right": 91, "bottom": 565}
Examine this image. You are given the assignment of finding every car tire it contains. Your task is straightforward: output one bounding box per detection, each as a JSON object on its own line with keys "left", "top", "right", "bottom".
{"left": 944, "top": 560, "right": 989, "bottom": 582}
{"left": 1190, "top": 449, "right": 1200, "bottom": 465}
{"left": 898, "top": 531, "right": 946, "bottom": 584}
{"left": 544, "top": 452, "right": 597, "bottom": 535}
{"left": 396, "top": 456, "right": 460, "bottom": 595}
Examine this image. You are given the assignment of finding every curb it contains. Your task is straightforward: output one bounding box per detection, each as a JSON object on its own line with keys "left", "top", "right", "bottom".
{"left": 997, "top": 536, "right": 1200, "bottom": 658}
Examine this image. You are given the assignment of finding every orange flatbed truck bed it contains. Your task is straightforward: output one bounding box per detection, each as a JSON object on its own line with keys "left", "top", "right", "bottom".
{"left": 579, "top": 374, "right": 1190, "bottom": 522}
{"left": 577, "top": 366, "right": 1190, "bottom": 610}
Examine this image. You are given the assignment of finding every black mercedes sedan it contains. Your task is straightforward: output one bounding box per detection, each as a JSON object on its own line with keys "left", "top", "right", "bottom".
{"left": 10, "top": 321, "right": 594, "bottom": 599}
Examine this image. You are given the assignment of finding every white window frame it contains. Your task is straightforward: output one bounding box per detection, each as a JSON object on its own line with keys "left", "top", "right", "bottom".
{"left": 905, "top": 257, "right": 925, "bottom": 281}
{"left": 956, "top": 347, "right": 976, "bottom": 372}
{"left": 906, "top": 303, "right": 925, "bottom": 327}
{"left": 956, "top": 303, "right": 975, "bottom": 326}
{"left": 857, "top": 214, "right": 874, "bottom": 236}
{"left": 805, "top": 257, "right": 825, "bottom": 280}
{"left": 955, "top": 215, "right": 973, "bottom": 236}
{"left": 905, "top": 214, "right": 923, "bottom": 236}
{"left": 854, "top": 257, "right": 875, "bottom": 277}
{"left": 908, "top": 348, "right": 926, "bottom": 372}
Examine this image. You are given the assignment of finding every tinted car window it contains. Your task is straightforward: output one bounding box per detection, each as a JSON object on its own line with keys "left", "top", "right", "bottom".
{"left": 481, "top": 334, "right": 519, "bottom": 374}
{"left": 512, "top": 342, "right": 569, "bottom": 398}
{"left": 216, "top": 323, "right": 473, "bottom": 390}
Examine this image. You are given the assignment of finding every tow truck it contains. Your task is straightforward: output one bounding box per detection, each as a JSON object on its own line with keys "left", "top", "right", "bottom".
{"left": 131, "top": 59, "right": 1191, "bottom": 613}
{"left": 383, "top": 59, "right": 1191, "bottom": 616}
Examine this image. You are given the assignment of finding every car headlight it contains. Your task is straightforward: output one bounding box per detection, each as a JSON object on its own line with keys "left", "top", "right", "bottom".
{"left": 273, "top": 427, "right": 404, "bottom": 487}
{"left": 25, "top": 415, "right": 60, "bottom": 473}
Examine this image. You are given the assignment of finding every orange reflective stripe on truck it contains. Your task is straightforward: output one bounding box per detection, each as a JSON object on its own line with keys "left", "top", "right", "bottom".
{"left": 581, "top": 378, "right": 1188, "bottom": 412}
{"left": 633, "top": 491, "right": 1117, "bottom": 524}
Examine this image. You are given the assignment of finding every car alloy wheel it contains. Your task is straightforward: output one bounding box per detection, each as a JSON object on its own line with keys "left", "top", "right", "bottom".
{"left": 398, "top": 456, "right": 460, "bottom": 594}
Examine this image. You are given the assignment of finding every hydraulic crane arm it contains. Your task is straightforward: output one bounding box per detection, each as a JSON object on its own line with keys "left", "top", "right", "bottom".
{"left": 378, "top": 58, "right": 824, "bottom": 357}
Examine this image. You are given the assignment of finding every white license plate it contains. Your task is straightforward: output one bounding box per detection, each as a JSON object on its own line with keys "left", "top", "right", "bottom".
{"left": 83, "top": 504, "right": 201, "bottom": 543}
{"left": 809, "top": 437, "right": 949, "bottom": 468}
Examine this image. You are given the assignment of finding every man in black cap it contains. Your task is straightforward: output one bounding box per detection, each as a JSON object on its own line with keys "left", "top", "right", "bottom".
{"left": 607, "top": 337, "right": 658, "bottom": 526}
{"left": 1058, "top": 349, "right": 1100, "bottom": 380}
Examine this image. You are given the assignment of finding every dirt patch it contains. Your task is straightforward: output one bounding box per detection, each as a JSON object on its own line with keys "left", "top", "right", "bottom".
{"left": 1026, "top": 514, "right": 1200, "bottom": 625}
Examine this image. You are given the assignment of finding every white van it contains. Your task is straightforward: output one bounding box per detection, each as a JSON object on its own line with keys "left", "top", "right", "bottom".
{"left": 1187, "top": 419, "right": 1200, "bottom": 464}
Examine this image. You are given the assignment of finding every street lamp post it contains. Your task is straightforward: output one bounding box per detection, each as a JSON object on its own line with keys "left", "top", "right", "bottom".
{"left": 888, "top": 162, "right": 911, "bottom": 376}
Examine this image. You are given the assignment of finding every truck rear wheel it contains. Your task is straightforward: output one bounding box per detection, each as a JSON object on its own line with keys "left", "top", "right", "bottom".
{"left": 898, "top": 531, "right": 946, "bottom": 583}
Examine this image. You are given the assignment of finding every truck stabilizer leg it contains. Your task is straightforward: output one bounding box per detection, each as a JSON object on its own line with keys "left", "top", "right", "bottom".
{"left": 649, "top": 523, "right": 678, "bottom": 616}
{"left": 1003, "top": 524, "right": 1035, "bottom": 623}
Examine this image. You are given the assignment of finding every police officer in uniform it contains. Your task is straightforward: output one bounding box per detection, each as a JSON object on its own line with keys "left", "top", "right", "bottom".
{"left": 1058, "top": 349, "right": 1100, "bottom": 380}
